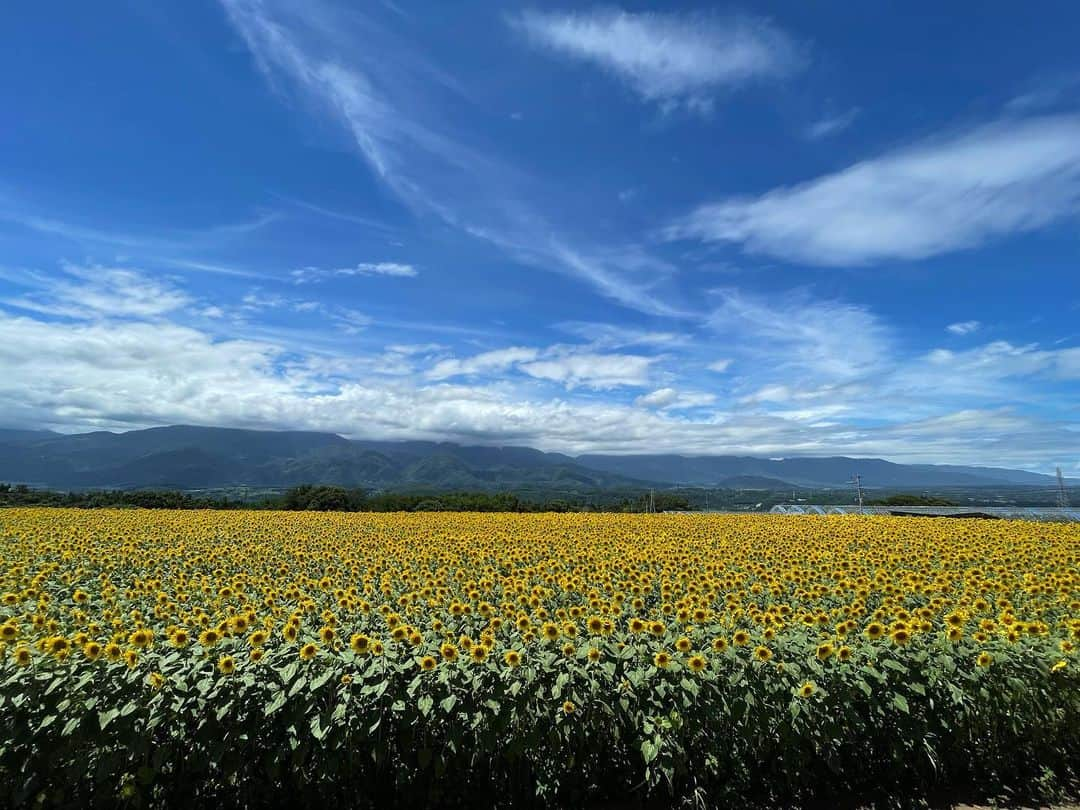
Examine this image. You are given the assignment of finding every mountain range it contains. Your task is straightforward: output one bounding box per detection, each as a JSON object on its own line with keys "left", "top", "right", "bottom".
{"left": 0, "top": 425, "right": 1070, "bottom": 492}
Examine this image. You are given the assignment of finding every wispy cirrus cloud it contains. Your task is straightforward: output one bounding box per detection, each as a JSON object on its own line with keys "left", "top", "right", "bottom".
{"left": 669, "top": 114, "right": 1080, "bottom": 266}
{"left": 634, "top": 387, "right": 715, "bottom": 410}
{"left": 0, "top": 263, "right": 192, "bottom": 320}
{"left": 707, "top": 288, "right": 890, "bottom": 384}
{"left": 427, "top": 344, "right": 658, "bottom": 391}
{"left": 805, "top": 107, "right": 859, "bottom": 140}
{"left": 291, "top": 262, "right": 418, "bottom": 283}
{"left": 947, "top": 320, "right": 981, "bottom": 335}
{"left": 219, "top": 0, "right": 685, "bottom": 317}
{"left": 511, "top": 9, "right": 803, "bottom": 112}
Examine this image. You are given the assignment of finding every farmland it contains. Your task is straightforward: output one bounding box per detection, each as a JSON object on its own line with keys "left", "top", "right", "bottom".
{"left": 0, "top": 508, "right": 1077, "bottom": 807}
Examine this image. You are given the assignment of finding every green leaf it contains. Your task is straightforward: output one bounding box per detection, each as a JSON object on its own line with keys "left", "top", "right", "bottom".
{"left": 287, "top": 677, "right": 307, "bottom": 698}
{"left": 417, "top": 695, "right": 434, "bottom": 716}
{"left": 440, "top": 695, "right": 457, "bottom": 714}
{"left": 892, "top": 694, "right": 910, "bottom": 714}
{"left": 264, "top": 692, "right": 288, "bottom": 716}
{"left": 98, "top": 709, "right": 119, "bottom": 730}
{"left": 641, "top": 739, "right": 659, "bottom": 764}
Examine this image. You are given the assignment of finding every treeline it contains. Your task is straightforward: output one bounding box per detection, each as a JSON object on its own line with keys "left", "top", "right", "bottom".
{"left": 0, "top": 483, "right": 690, "bottom": 513}
{"left": 0, "top": 483, "right": 238, "bottom": 509}
{"left": 867, "top": 494, "right": 958, "bottom": 507}
{"left": 268, "top": 485, "right": 690, "bottom": 513}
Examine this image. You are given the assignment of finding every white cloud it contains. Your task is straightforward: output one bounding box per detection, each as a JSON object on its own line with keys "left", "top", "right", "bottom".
{"left": 512, "top": 9, "right": 801, "bottom": 110}
{"left": 635, "top": 387, "right": 716, "bottom": 410}
{"left": 1, "top": 263, "right": 191, "bottom": 320}
{"left": 707, "top": 288, "right": 890, "bottom": 383}
{"left": 2, "top": 303, "right": 1078, "bottom": 467}
{"left": 427, "top": 347, "right": 540, "bottom": 381}
{"left": 330, "top": 308, "right": 372, "bottom": 335}
{"left": 946, "top": 320, "right": 981, "bottom": 335}
{"left": 427, "top": 345, "right": 657, "bottom": 390}
{"left": 521, "top": 352, "right": 656, "bottom": 390}
{"left": 669, "top": 115, "right": 1080, "bottom": 265}
{"left": 923, "top": 340, "right": 1080, "bottom": 382}
{"left": 292, "top": 262, "right": 418, "bottom": 283}
{"left": 553, "top": 321, "right": 686, "bottom": 349}
{"left": 805, "top": 107, "right": 859, "bottom": 140}
{"left": 707, "top": 358, "right": 733, "bottom": 373}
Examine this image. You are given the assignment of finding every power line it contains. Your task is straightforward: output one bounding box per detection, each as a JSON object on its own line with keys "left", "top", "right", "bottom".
{"left": 850, "top": 473, "right": 864, "bottom": 510}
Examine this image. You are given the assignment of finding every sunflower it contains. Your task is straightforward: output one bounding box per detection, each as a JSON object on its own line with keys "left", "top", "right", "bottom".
{"left": 865, "top": 622, "right": 886, "bottom": 640}
{"left": 217, "top": 655, "right": 236, "bottom": 675}
{"left": 654, "top": 651, "right": 672, "bottom": 669}
{"left": 687, "top": 654, "right": 707, "bottom": 673}
{"left": 248, "top": 630, "right": 268, "bottom": 647}
{"left": 123, "top": 649, "right": 139, "bottom": 669}
{"left": 47, "top": 636, "right": 71, "bottom": 657}
{"left": 816, "top": 642, "right": 834, "bottom": 661}
{"left": 676, "top": 636, "right": 692, "bottom": 652}
{"left": 503, "top": 649, "right": 522, "bottom": 668}
{"left": 890, "top": 628, "right": 911, "bottom": 646}
{"left": 128, "top": 628, "right": 152, "bottom": 649}
{"left": 587, "top": 646, "right": 601, "bottom": 662}
{"left": 13, "top": 646, "right": 31, "bottom": 667}
{"left": 250, "top": 648, "right": 265, "bottom": 662}
{"left": 541, "top": 622, "right": 560, "bottom": 641}
{"left": 837, "top": 645, "right": 853, "bottom": 661}
{"left": 712, "top": 637, "right": 728, "bottom": 652}
{"left": 104, "top": 642, "right": 123, "bottom": 662}
{"left": 299, "top": 643, "right": 318, "bottom": 661}
{"left": 976, "top": 651, "right": 993, "bottom": 668}
{"left": 83, "top": 641, "right": 103, "bottom": 660}
{"left": 169, "top": 628, "right": 190, "bottom": 648}
{"left": 420, "top": 655, "right": 437, "bottom": 671}
{"left": 470, "top": 645, "right": 488, "bottom": 663}
{"left": 629, "top": 618, "right": 646, "bottom": 634}
{"left": 562, "top": 700, "right": 576, "bottom": 715}
{"left": 350, "top": 633, "right": 371, "bottom": 654}
{"left": 199, "top": 629, "right": 221, "bottom": 648}
{"left": 798, "top": 681, "right": 816, "bottom": 698}
{"left": 733, "top": 630, "right": 750, "bottom": 646}
{"left": 754, "top": 645, "right": 773, "bottom": 662}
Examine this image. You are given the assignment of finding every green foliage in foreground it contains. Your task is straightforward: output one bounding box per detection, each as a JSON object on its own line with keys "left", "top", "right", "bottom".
{"left": 2, "top": 633, "right": 1077, "bottom": 808}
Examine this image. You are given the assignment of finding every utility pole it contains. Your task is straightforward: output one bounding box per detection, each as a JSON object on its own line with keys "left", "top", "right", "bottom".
{"left": 1057, "top": 467, "right": 1070, "bottom": 508}
{"left": 851, "top": 474, "right": 864, "bottom": 510}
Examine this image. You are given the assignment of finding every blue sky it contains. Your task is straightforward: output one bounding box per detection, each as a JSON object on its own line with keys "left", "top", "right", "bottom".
{"left": 1, "top": 1, "right": 1079, "bottom": 470}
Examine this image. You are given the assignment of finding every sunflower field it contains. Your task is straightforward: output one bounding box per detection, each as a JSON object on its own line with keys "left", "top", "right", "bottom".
{"left": 0, "top": 508, "right": 1077, "bottom": 808}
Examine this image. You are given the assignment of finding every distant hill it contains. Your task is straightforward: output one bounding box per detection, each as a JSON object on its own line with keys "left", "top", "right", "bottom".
{"left": 0, "top": 425, "right": 643, "bottom": 491}
{"left": 716, "top": 475, "right": 796, "bottom": 490}
{"left": 0, "top": 424, "right": 1070, "bottom": 492}
{"left": 574, "top": 453, "right": 1062, "bottom": 488}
